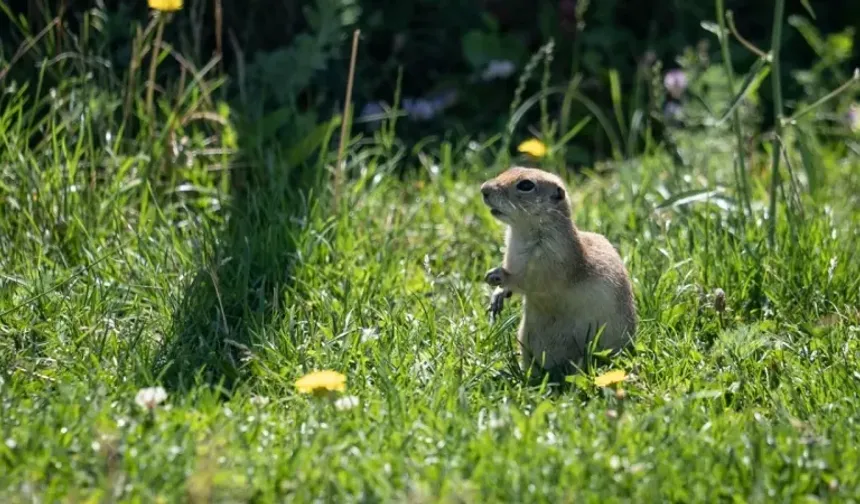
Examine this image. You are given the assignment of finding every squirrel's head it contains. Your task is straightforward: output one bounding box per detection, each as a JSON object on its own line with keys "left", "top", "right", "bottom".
{"left": 480, "top": 166, "right": 570, "bottom": 227}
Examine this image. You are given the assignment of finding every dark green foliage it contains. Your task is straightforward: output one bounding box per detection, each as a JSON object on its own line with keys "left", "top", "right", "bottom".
{"left": 2, "top": 0, "right": 857, "bottom": 161}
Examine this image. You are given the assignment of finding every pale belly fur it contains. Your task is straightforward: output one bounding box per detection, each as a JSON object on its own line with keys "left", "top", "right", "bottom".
{"left": 519, "top": 278, "right": 631, "bottom": 370}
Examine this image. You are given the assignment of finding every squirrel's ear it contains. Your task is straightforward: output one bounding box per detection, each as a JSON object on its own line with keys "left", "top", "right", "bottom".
{"left": 551, "top": 186, "right": 565, "bottom": 201}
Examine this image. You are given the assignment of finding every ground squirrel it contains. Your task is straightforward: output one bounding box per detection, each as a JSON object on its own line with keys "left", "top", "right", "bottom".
{"left": 480, "top": 166, "right": 637, "bottom": 381}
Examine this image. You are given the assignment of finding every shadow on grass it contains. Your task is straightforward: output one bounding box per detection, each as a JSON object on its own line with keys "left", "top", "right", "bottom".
{"left": 153, "top": 119, "right": 337, "bottom": 392}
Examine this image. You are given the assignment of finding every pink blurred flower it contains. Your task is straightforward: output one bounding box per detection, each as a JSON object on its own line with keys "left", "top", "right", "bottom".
{"left": 848, "top": 104, "right": 859, "bottom": 132}
{"left": 664, "top": 69, "right": 688, "bottom": 99}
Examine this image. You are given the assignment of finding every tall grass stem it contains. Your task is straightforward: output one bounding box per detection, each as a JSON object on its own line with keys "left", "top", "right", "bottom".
{"left": 767, "top": 0, "right": 786, "bottom": 248}
{"left": 784, "top": 69, "right": 860, "bottom": 125}
{"left": 146, "top": 13, "right": 166, "bottom": 131}
{"left": 716, "top": 1, "right": 753, "bottom": 221}
{"left": 334, "top": 29, "right": 361, "bottom": 210}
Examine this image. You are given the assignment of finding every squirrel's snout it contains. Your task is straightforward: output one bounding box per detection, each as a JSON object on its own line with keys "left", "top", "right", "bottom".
{"left": 480, "top": 184, "right": 492, "bottom": 203}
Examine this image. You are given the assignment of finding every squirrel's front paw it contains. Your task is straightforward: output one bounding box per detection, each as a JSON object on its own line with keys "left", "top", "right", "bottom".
{"left": 488, "top": 286, "right": 512, "bottom": 322}
{"left": 484, "top": 267, "right": 507, "bottom": 287}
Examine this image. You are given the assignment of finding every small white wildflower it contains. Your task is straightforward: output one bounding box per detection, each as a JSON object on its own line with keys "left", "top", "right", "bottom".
{"left": 629, "top": 463, "right": 646, "bottom": 474}
{"left": 134, "top": 386, "right": 167, "bottom": 411}
{"left": 360, "top": 327, "right": 379, "bottom": 343}
{"left": 539, "top": 430, "right": 558, "bottom": 446}
{"left": 481, "top": 60, "right": 516, "bottom": 81}
{"left": 828, "top": 256, "right": 838, "bottom": 282}
{"left": 289, "top": 214, "right": 307, "bottom": 228}
{"left": 478, "top": 409, "right": 506, "bottom": 432}
{"left": 250, "top": 395, "right": 270, "bottom": 407}
{"left": 5, "top": 438, "right": 17, "bottom": 449}
{"left": 334, "top": 395, "right": 360, "bottom": 411}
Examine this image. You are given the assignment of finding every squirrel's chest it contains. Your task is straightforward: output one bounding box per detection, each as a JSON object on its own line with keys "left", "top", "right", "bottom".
{"left": 503, "top": 238, "right": 531, "bottom": 272}
{"left": 503, "top": 237, "right": 565, "bottom": 292}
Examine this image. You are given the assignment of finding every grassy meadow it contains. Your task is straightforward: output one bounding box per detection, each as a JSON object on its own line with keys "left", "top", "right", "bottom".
{"left": 2, "top": 3, "right": 860, "bottom": 502}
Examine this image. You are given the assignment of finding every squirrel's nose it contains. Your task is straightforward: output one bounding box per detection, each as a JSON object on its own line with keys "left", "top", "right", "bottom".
{"left": 480, "top": 184, "right": 491, "bottom": 202}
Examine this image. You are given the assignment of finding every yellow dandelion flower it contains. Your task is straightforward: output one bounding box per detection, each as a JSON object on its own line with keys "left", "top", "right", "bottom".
{"left": 517, "top": 138, "right": 548, "bottom": 158}
{"left": 594, "top": 369, "right": 627, "bottom": 387}
{"left": 295, "top": 370, "right": 346, "bottom": 395}
{"left": 148, "top": 0, "right": 183, "bottom": 12}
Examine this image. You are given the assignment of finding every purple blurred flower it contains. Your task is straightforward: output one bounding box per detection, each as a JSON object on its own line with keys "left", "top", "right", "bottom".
{"left": 403, "top": 98, "right": 436, "bottom": 121}
{"left": 360, "top": 101, "right": 386, "bottom": 119}
{"left": 481, "top": 60, "right": 516, "bottom": 81}
{"left": 641, "top": 51, "right": 657, "bottom": 68}
{"left": 361, "top": 88, "right": 458, "bottom": 126}
{"left": 358, "top": 101, "right": 389, "bottom": 130}
{"left": 403, "top": 88, "right": 458, "bottom": 122}
{"left": 663, "top": 101, "right": 683, "bottom": 125}
{"left": 664, "top": 69, "right": 688, "bottom": 99}
{"left": 429, "top": 88, "right": 458, "bottom": 110}
{"left": 559, "top": 0, "right": 578, "bottom": 33}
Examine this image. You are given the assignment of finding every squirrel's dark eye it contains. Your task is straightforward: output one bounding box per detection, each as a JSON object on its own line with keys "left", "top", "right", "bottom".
{"left": 516, "top": 180, "right": 536, "bottom": 192}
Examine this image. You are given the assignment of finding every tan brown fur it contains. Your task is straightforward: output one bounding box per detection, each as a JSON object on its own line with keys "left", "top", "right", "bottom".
{"left": 480, "top": 166, "right": 636, "bottom": 380}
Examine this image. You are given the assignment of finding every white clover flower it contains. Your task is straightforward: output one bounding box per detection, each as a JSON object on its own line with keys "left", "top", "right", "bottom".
{"left": 334, "top": 395, "right": 360, "bottom": 411}
{"left": 134, "top": 386, "right": 167, "bottom": 411}
{"left": 360, "top": 327, "right": 379, "bottom": 343}
{"left": 250, "top": 395, "right": 270, "bottom": 407}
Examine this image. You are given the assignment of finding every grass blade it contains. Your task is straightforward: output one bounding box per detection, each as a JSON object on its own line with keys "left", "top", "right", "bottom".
{"left": 716, "top": 56, "right": 771, "bottom": 125}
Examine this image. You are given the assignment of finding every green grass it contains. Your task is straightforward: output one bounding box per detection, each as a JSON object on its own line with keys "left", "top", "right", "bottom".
{"left": 3, "top": 25, "right": 860, "bottom": 504}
